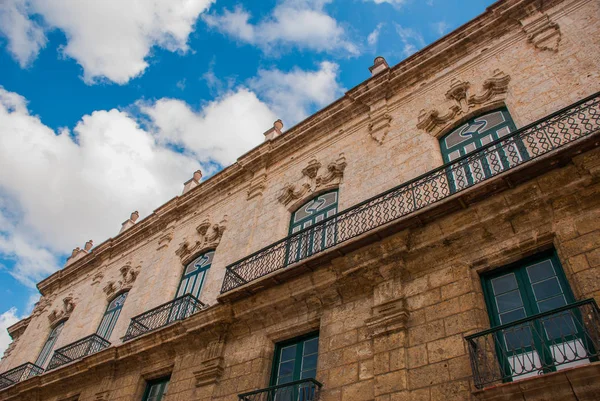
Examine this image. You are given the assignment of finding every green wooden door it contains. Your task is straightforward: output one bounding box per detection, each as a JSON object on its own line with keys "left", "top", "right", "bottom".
{"left": 287, "top": 191, "right": 338, "bottom": 264}
{"left": 142, "top": 377, "right": 170, "bottom": 401}
{"left": 482, "top": 251, "right": 589, "bottom": 381}
{"left": 440, "top": 108, "right": 527, "bottom": 192}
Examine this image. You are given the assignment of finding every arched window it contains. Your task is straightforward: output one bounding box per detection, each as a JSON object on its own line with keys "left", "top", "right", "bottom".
{"left": 35, "top": 321, "right": 65, "bottom": 368}
{"left": 96, "top": 291, "right": 128, "bottom": 340}
{"left": 287, "top": 190, "right": 339, "bottom": 263}
{"left": 439, "top": 108, "right": 527, "bottom": 191}
{"left": 176, "top": 251, "right": 214, "bottom": 300}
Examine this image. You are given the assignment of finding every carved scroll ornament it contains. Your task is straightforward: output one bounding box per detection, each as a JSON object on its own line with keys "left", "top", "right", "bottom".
{"left": 277, "top": 153, "right": 347, "bottom": 207}
{"left": 176, "top": 217, "right": 227, "bottom": 263}
{"left": 417, "top": 70, "right": 511, "bottom": 138}
{"left": 102, "top": 262, "right": 141, "bottom": 298}
{"left": 48, "top": 296, "right": 76, "bottom": 326}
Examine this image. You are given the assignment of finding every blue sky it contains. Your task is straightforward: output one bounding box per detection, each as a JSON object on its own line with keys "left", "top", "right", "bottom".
{"left": 0, "top": 0, "right": 495, "bottom": 352}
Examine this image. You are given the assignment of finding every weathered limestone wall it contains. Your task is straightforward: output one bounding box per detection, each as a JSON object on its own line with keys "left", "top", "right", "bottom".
{"left": 1, "top": 0, "right": 599, "bottom": 400}
{"left": 2, "top": 143, "right": 598, "bottom": 401}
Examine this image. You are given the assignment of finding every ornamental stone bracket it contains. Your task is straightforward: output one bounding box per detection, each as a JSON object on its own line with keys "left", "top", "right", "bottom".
{"left": 520, "top": 12, "right": 561, "bottom": 53}
{"left": 193, "top": 337, "right": 226, "bottom": 387}
{"left": 278, "top": 153, "right": 347, "bottom": 207}
{"left": 102, "top": 262, "right": 141, "bottom": 298}
{"left": 247, "top": 170, "right": 268, "bottom": 200}
{"left": 157, "top": 223, "right": 175, "bottom": 251}
{"left": 176, "top": 217, "right": 227, "bottom": 264}
{"left": 48, "top": 296, "right": 76, "bottom": 326}
{"left": 365, "top": 297, "right": 409, "bottom": 338}
{"left": 417, "top": 70, "right": 511, "bottom": 138}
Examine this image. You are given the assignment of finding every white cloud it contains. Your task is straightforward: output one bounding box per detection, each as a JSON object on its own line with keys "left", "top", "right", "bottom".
{"left": 140, "top": 90, "right": 277, "bottom": 167}
{"left": 0, "top": 308, "right": 19, "bottom": 358}
{"left": 433, "top": 20, "right": 450, "bottom": 36}
{"left": 0, "top": 0, "right": 46, "bottom": 68}
{"left": 0, "top": 0, "right": 214, "bottom": 84}
{"left": 203, "top": 0, "right": 358, "bottom": 56}
{"left": 0, "top": 87, "right": 201, "bottom": 286}
{"left": 367, "top": 23, "right": 385, "bottom": 47}
{"left": 365, "top": 0, "right": 408, "bottom": 6}
{"left": 395, "top": 24, "right": 425, "bottom": 57}
{"left": 249, "top": 62, "right": 345, "bottom": 126}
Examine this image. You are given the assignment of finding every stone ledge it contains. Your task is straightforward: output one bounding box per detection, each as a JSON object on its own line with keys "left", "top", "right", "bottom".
{"left": 473, "top": 361, "right": 600, "bottom": 401}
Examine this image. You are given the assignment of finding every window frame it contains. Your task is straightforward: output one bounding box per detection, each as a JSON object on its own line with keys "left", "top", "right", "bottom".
{"left": 96, "top": 291, "right": 128, "bottom": 340}
{"left": 142, "top": 376, "right": 170, "bottom": 401}
{"left": 480, "top": 249, "right": 583, "bottom": 378}
{"left": 286, "top": 190, "right": 339, "bottom": 264}
{"left": 34, "top": 320, "right": 66, "bottom": 368}
{"left": 439, "top": 107, "right": 528, "bottom": 192}
{"left": 175, "top": 250, "right": 214, "bottom": 300}
{"left": 481, "top": 250, "right": 576, "bottom": 327}
{"left": 270, "top": 332, "right": 320, "bottom": 387}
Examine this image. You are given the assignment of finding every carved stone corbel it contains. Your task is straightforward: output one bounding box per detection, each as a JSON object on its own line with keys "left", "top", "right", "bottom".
{"left": 103, "top": 262, "right": 141, "bottom": 298}
{"left": 48, "top": 296, "right": 76, "bottom": 326}
{"left": 175, "top": 217, "right": 227, "bottom": 263}
{"left": 193, "top": 337, "right": 226, "bottom": 387}
{"left": 247, "top": 172, "right": 267, "bottom": 200}
{"left": 157, "top": 223, "right": 175, "bottom": 250}
{"left": 365, "top": 297, "right": 409, "bottom": 338}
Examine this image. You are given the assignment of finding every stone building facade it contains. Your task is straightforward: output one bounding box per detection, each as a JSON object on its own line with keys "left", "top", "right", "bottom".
{"left": 1, "top": 0, "right": 600, "bottom": 400}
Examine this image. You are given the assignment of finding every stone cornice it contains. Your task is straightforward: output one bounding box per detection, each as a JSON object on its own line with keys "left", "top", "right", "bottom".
{"left": 6, "top": 317, "right": 30, "bottom": 340}
{"left": 35, "top": 0, "right": 573, "bottom": 298}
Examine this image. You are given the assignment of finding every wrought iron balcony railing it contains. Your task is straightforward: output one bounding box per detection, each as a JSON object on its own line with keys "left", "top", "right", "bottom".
{"left": 0, "top": 362, "right": 44, "bottom": 390}
{"left": 46, "top": 334, "right": 111, "bottom": 371}
{"left": 122, "top": 294, "right": 205, "bottom": 341}
{"left": 221, "top": 92, "right": 600, "bottom": 294}
{"left": 466, "top": 299, "right": 600, "bottom": 389}
{"left": 238, "top": 378, "right": 322, "bottom": 401}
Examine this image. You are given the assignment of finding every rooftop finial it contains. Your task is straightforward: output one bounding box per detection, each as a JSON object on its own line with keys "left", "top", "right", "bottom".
{"left": 183, "top": 169, "right": 203, "bottom": 194}
{"left": 264, "top": 120, "right": 284, "bottom": 141}
{"left": 369, "top": 56, "right": 389, "bottom": 76}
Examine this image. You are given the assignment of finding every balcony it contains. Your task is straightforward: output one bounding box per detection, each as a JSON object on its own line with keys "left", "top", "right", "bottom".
{"left": 221, "top": 92, "right": 600, "bottom": 295}
{"left": 465, "top": 299, "right": 600, "bottom": 389}
{"left": 0, "top": 362, "right": 44, "bottom": 390}
{"left": 122, "top": 294, "right": 205, "bottom": 341}
{"left": 46, "top": 334, "right": 111, "bottom": 371}
{"left": 238, "top": 378, "right": 322, "bottom": 401}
